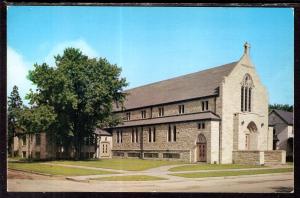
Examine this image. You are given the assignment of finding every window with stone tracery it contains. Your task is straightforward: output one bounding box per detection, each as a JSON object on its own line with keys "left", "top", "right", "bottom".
{"left": 241, "top": 74, "right": 254, "bottom": 112}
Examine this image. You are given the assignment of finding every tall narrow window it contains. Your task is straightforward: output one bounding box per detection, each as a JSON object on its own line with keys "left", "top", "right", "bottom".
{"left": 173, "top": 126, "right": 176, "bottom": 142}
{"left": 126, "top": 112, "right": 131, "bottom": 121}
{"left": 178, "top": 105, "right": 185, "bottom": 114}
{"left": 159, "top": 107, "right": 164, "bottom": 117}
{"left": 168, "top": 125, "right": 171, "bottom": 142}
{"left": 248, "top": 88, "right": 251, "bottom": 112}
{"left": 241, "top": 87, "right": 244, "bottom": 111}
{"left": 148, "top": 128, "right": 152, "bottom": 142}
{"left": 120, "top": 131, "right": 123, "bottom": 143}
{"left": 136, "top": 128, "right": 139, "bottom": 143}
{"left": 202, "top": 101, "right": 209, "bottom": 111}
{"left": 131, "top": 129, "right": 135, "bottom": 143}
{"left": 141, "top": 110, "right": 146, "bottom": 119}
{"left": 241, "top": 74, "right": 253, "bottom": 112}
{"left": 245, "top": 87, "right": 248, "bottom": 111}
{"left": 36, "top": 134, "right": 41, "bottom": 146}
{"left": 22, "top": 136, "right": 26, "bottom": 146}
{"left": 153, "top": 127, "right": 156, "bottom": 142}
{"left": 117, "top": 131, "right": 119, "bottom": 143}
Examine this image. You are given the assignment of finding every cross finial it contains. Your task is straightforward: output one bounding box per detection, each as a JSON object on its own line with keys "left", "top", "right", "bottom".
{"left": 244, "top": 42, "right": 250, "bottom": 55}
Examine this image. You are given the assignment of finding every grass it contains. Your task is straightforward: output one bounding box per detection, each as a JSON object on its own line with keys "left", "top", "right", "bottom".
{"left": 170, "top": 168, "right": 294, "bottom": 178}
{"left": 168, "top": 164, "right": 266, "bottom": 172}
{"left": 8, "top": 161, "right": 119, "bottom": 176}
{"left": 51, "top": 158, "right": 184, "bottom": 171}
{"left": 92, "top": 175, "right": 167, "bottom": 181}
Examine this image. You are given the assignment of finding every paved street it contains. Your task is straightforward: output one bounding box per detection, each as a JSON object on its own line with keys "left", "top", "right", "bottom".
{"left": 7, "top": 168, "right": 294, "bottom": 193}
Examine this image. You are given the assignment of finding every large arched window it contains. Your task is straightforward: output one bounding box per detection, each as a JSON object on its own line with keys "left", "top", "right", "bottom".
{"left": 241, "top": 74, "right": 254, "bottom": 112}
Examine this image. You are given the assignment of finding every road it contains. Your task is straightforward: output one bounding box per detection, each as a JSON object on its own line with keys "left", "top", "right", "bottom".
{"left": 7, "top": 170, "right": 294, "bottom": 193}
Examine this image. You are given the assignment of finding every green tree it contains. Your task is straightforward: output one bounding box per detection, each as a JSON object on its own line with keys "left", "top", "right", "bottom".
{"left": 269, "top": 103, "right": 293, "bottom": 112}
{"left": 27, "top": 48, "right": 127, "bottom": 159}
{"left": 8, "top": 85, "right": 23, "bottom": 157}
{"left": 18, "top": 105, "right": 56, "bottom": 159}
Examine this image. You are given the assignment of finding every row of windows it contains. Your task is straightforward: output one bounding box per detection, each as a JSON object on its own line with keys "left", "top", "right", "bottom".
{"left": 112, "top": 152, "right": 180, "bottom": 159}
{"left": 124, "top": 101, "right": 210, "bottom": 121}
{"left": 117, "top": 122, "right": 206, "bottom": 144}
{"left": 21, "top": 134, "right": 41, "bottom": 146}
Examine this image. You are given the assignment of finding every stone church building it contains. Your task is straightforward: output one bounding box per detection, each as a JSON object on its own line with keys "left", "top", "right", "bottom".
{"left": 13, "top": 43, "right": 286, "bottom": 165}
{"left": 108, "top": 43, "right": 285, "bottom": 165}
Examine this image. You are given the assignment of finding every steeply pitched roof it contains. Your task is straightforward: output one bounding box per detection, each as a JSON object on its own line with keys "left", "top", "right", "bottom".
{"left": 114, "top": 61, "right": 237, "bottom": 111}
{"left": 269, "top": 109, "right": 294, "bottom": 125}
{"left": 108, "top": 111, "right": 220, "bottom": 128}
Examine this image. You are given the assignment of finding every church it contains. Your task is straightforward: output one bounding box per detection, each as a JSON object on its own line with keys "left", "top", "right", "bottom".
{"left": 13, "top": 43, "right": 286, "bottom": 165}
{"left": 108, "top": 43, "right": 285, "bottom": 165}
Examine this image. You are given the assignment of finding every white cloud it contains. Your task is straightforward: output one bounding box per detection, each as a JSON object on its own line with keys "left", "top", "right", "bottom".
{"left": 44, "top": 39, "right": 98, "bottom": 66}
{"left": 7, "top": 39, "right": 98, "bottom": 104}
{"left": 7, "top": 47, "right": 35, "bottom": 103}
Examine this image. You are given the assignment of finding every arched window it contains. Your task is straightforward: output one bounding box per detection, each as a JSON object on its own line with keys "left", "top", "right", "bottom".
{"left": 197, "top": 134, "right": 206, "bottom": 144}
{"left": 241, "top": 74, "right": 254, "bottom": 112}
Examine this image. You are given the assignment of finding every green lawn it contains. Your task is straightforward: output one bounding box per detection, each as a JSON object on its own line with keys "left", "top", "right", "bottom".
{"left": 8, "top": 161, "right": 119, "bottom": 176}
{"left": 168, "top": 164, "right": 265, "bottom": 172}
{"left": 170, "top": 168, "right": 293, "bottom": 178}
{"left": 51, "top": 159, "right": 184, "bottom": 171}
{"left": 92, "top": 175, "right": 167, "bottom": 181}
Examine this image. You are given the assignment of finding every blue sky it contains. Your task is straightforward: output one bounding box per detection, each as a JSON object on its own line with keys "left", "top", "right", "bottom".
{"left": 7, "top": 6, "right": 294, "bottom": 105}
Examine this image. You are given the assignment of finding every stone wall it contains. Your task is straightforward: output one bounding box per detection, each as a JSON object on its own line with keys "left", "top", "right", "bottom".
{"left": 233, "top": 150, "right": 286, "bottom": 165}
{"left": 118, "top": 97, "right": 217, "bottom": 122}
{"left": 112, "top": 120, "right": 220, "bottom": 163}
{"left": 264, "top": 150, "right": 286, "bottom": 164}
{"left": 232, "top": 150, "right": 264, "bottom": 165}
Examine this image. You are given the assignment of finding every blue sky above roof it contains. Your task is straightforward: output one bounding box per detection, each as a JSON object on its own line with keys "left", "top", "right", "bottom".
{"left": 7, "top": 6, "right": 294, "bottom": 105}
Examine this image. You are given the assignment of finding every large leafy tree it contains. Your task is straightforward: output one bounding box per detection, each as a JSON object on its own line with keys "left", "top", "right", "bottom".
{"left": 269, "top": 104, "right": 293, "bottom": 112}
{"left": 8, "top": 85, "right": 23, "bottom": 157}
{"left": 27, "top": 48, "right": 127, "bottom": 159}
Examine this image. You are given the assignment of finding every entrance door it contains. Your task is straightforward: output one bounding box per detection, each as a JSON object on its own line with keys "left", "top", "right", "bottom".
{"left": 198, "top": 143, "right": 206, "bottom": 162}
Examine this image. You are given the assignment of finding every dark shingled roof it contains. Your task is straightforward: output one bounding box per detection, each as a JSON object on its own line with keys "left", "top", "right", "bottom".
{"left": 94, "top": 128, "right": 112, "bottom": 136}
{"left": 269, "top": 109, "right": 294, "bottom": 125}
{"left": 114, "top": 61, "right": 238, "bottom": 111}
{"left": 110, "top": 111, "right": 220, "bottom": 128}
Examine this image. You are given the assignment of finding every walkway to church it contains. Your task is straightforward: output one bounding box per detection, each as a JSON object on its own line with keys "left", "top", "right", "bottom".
{"left": 42, "top": 162, "right": 292, "bottom": 182}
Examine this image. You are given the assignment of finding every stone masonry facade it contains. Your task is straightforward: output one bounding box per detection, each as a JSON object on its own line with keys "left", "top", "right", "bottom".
{"left": 109, "top": 43, "right": 286, "bottom": 164}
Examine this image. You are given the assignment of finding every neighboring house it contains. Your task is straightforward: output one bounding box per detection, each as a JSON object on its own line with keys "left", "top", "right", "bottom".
{"left": 13, "top": 129, "right": 112, "bottom": 160}
{"left": 269, "top": 109, "right": 294, "bottom": 159}
{"left": 107, "top": 43, "right": 286, "bottom": 165}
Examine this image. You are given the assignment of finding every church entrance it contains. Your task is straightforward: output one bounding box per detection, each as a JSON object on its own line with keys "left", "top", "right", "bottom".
{"left": 244, "top": 121, "right": 258, "bottom": 150}
{"left": 197, "top": 134, "right": 207, "bottom": 162}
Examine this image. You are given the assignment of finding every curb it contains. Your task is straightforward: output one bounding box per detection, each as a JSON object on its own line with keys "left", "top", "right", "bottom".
{"left": 8, "top": 168, "right": 55, "bottom": 177}
{"left": 179, "top": 172, "right": 294, "bottom": 181}
{"left": 66, "top": 177, "right": 90, "bottom": 183}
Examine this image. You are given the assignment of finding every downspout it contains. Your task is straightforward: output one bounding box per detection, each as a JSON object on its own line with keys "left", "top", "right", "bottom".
{"left": 219, "top": 121, "right": 221, "bottom": 164}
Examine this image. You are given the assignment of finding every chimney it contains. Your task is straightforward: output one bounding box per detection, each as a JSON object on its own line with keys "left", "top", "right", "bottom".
{"left": 244, "top": 42, "right": 250, "bottom": 55}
